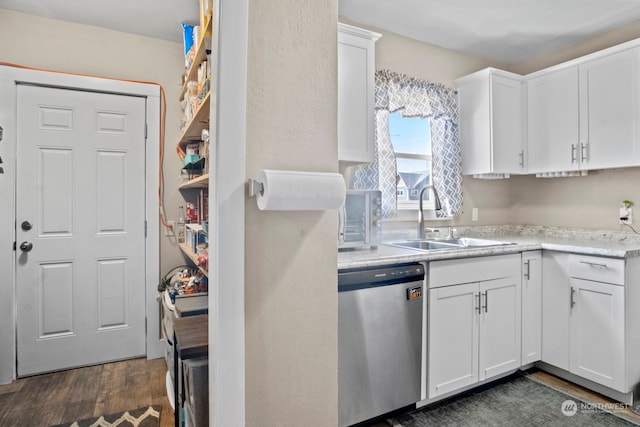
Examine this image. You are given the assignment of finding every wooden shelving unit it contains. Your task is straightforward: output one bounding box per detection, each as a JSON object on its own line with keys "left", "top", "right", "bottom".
{"left": 178, "top": 92, "right": 210, "bottom": 146}
{"left": 179, "top": 15, "right": 213, "bottom": 101}
{"left": 179, "top": 243, "right": 208, "bottom": 276}
{"left": 179, "top": 173, "right": 209, "bottom": 190}
{"left": 176, "top": 11, "right": 212, "bottom": 282}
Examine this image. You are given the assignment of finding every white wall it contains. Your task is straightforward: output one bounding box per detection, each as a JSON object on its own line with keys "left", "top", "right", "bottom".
{"left": 0, "top": 9, "right": 184, "bottom": 383}
{"left": 244, "top": 1, "right": 339, "bottom": 425}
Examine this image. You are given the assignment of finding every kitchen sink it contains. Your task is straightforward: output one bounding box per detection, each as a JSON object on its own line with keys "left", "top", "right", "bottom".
{"left": 387, "top": 240, "right": 462, "bottom": 251}
{"left": 385, "top": 237, "right": 516, "bottom": 252}
{"left": 434, "top": 237, "right": 516, "bottom": 248}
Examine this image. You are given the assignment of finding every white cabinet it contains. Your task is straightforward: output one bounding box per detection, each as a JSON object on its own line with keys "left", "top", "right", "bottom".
{"left": 521, "top": 250, "right": 541, "bottom": 365}
{"left": 578, "top": 47, "right": 640, "bottom": 169}
{"left": 541, "top": 251, "right": 571, "bottom": 370}
{"left": 527, "top": 46, "right": 640, "bottom": 173}
{"left": 428, "top": 282, "right": 478, "bottom": 396}
{"left": 526, "top": 67, "right": 580, "bottom": 174}
{"left": 456, "top": 68, "right": 525, "bottom": 176}
{"left": 337, "top": 23, "right": 380, "bottom": 163}
{"left": 541, "top": 252, "right": 639, "bottom": 394}
{"left": 428, "top": 254, "right": 521, "bottom": 399}
{"left": 569, "top": 277, "right": 625, "bottom": 390}
{"left": 479, "top": 277, "right": 522, "bottom": 379}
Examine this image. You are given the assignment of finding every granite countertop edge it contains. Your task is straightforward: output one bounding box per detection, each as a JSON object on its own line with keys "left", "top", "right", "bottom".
{"left": 338, "top": 225, "right": 640, "bottom": 270}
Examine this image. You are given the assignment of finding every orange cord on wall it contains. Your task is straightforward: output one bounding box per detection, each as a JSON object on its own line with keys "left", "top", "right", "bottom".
{"left": 0, "top": 61, "right": 173, "bottom": 229}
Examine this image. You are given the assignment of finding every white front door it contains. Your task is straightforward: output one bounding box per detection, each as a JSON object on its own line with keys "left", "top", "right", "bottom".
{"left": 15, "top": 84, "right": 147, "bottom": 376}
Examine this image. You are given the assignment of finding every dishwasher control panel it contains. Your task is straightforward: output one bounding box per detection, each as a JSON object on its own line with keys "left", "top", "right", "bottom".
{"left": 338, "top": 263, "right": 425, "bottom": 289}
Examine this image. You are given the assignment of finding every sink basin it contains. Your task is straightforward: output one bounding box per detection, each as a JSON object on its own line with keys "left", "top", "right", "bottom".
{"left": 387, "top": 240, "right": 462, "bottom": 251}
{"left": 434, "top": 237, "right": 516, "bottom": 248}
{"left": 385, "top": 237, "right": 515, "bottom": 252}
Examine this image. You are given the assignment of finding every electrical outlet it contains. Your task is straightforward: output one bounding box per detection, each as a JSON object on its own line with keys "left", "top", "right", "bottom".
{"left": 620, "top": 207, "right": 633, "bottom": 225}
{"left": 472, "top": 208, "right": 479, "bottom": 222}
{"left": 165, "top": 221, "right": 175, "bottom": 236}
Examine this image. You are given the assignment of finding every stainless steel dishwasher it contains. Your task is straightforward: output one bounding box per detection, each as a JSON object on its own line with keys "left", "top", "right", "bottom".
{"left": 338, "top": 263, "right": 425, "bottom": 427}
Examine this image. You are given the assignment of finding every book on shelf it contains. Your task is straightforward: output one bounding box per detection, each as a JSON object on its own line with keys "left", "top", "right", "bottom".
{"left": 197, "top": 189, "right": 209, "bottom": 224}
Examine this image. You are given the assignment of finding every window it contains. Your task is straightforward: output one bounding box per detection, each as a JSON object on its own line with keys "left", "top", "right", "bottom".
{"left": 389, "top": 111, "right": 433, "bottom": 210}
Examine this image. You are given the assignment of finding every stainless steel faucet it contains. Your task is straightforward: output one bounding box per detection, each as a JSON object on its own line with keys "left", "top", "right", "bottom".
{"left": 446, "top": 226, "right": 456, "bottom": 239}
{"left": 418, "top": 185, "right": 442, "bottom": 239}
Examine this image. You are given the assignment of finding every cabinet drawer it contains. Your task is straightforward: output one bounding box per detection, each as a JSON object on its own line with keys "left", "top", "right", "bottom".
{"left": 570, "top": 254, "right": 624, "bottom": 285}
{"left": 429, "top": 254, "right": 521, "bottom": 288}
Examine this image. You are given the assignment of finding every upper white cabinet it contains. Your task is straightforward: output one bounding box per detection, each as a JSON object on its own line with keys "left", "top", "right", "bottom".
{"left": 578, "top": 47, "right": 640, "bottom": 169}
{"left": 456, "top": 68, "right": 525, "bottom": 175}
{"left": 458, "top": 39, "right": 640, "bottom": 175}
{"left": 527, "top": 67, "right": 580, "bottom": 173}
{"left": 337, "top": 23, "right": 381, "bottom": 163}
{"left": 527, "top": 45, "right": 640, "bottom": 174}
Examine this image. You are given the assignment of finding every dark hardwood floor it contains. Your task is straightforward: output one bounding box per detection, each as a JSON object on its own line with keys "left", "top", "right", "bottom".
{"left": 0, "top": 357, "right": 173, "bottom": 427}
{"left": 4, "top": 360, "right": 640, "bottom": 427}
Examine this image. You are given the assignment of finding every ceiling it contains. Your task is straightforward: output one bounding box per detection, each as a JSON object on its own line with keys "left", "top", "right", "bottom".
{"left": 3, "top": 1, "right": 640, "bottom": 64}
{"left": 0, "top": 0, "right": 200, "bottom": 44}
{"left": 339, "top": 0, "right": 640, "bottom": 64}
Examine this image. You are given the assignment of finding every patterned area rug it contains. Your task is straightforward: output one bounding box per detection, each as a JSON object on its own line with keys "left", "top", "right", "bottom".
{"left": 388, "top": 375, "right": 638, "bottom": 426}
{"left": 50, "top": 405, "right": 161, "bottom": 427}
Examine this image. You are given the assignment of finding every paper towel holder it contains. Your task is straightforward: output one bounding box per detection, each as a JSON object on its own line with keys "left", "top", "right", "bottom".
{"left": 248, "top": 179, "right": 264, "bottom": 198}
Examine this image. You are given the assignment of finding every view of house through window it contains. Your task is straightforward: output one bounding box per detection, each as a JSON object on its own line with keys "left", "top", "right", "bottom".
{"left": 389, "top": 111, "right": 433, "bottom": 209}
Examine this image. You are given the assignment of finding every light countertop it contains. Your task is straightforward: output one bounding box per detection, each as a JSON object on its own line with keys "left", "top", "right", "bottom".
{"left": 338, "top": 225, "right": 640, "bottom": 270}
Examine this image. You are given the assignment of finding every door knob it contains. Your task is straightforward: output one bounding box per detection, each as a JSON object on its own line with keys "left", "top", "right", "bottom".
{"left": 19, "top": 241, "right": 33, "bottom": 252}
{"left": 21, "top": 221, "right": 33, "bottom": 231}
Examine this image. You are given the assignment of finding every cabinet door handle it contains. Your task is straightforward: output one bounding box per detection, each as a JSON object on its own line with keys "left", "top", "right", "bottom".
{"left": 579, "top": 260, "right": 608, "bottom": 269}
{"left": 519, "top": 150, "right": 525, "bottom": 168}
{"left": 571, "top": 144, "right": 577, "bottom": 163}
{"left": 524, "top": 260, "right": 530, "bottom": 280}
{"left": 570, "top": 287, "right": 576, "bottom": 308}
{"left": 475, "top": 292, "right": 481, "bottom": 314}
{"left": 482, "top": 290, "right": 488, "bottom": 313}
{"left": 581, "top": 142, "right": 588, "bottom": 162}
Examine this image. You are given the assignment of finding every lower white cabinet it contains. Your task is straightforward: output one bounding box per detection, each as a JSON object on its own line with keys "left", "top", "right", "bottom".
{"left": 542, "top": 252, "right": 640, "bottom": 394}
{"left": 521, "top": 251, "right": 542, "bottom": 364}
{"left": 428, "top": 254, "right": 521, "bottom": 399}
{"left": 428, "top": 282, "right": 478, "bottom": 397}
{"left": 569, "top": 277, "right": 625, "bottom": 389}
{"left": 541, "top": 251, "right": 571, "bottom": 369}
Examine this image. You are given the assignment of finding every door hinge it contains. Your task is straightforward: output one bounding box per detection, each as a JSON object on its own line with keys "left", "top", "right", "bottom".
{"left": 13, "top": 241, "right": 16, "bottom": 251}
{"left": 144, "top": 220, "right": 148, "bottom": 237}
{"left": 144, "top": 123, "right": 148, "bottom": 139}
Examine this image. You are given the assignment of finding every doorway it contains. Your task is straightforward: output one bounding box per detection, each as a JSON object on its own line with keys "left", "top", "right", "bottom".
{"left": 15, "top": 84, "right": 147, "bottom": 376}
{"left": 0, "top": 66, "right": 163, "bottom": 383}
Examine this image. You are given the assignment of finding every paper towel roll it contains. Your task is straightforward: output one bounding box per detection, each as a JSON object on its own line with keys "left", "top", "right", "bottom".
{"left": 255, "top": 169, "right": 346, "bottom": 211}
